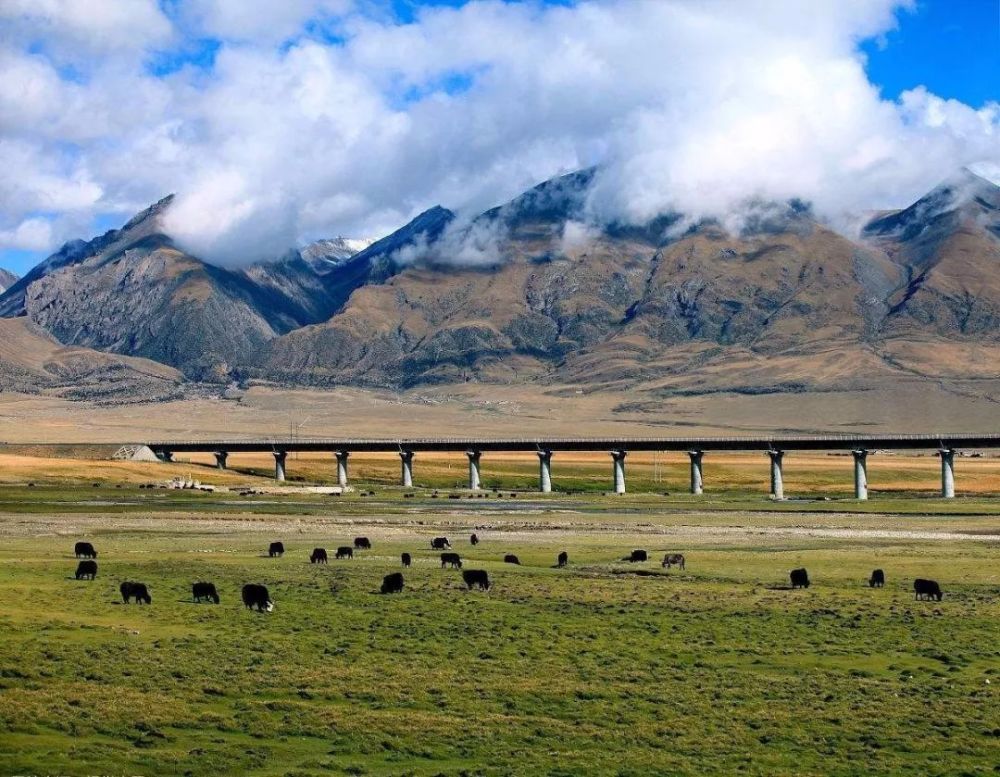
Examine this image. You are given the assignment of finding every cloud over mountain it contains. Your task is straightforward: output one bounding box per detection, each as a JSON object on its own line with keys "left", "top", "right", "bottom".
{"left": 0, "top": 0, "right": 997, "bottom": 266}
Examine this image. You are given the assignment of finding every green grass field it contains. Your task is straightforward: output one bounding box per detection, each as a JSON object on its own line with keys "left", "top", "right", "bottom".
{"left": 2, "top": 486, "right": 1000, "bottom": 776}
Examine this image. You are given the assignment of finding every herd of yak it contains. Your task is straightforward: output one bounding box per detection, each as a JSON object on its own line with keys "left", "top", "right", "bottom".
{"left": 71, "top": 536, "right": 946, "bottom": 611}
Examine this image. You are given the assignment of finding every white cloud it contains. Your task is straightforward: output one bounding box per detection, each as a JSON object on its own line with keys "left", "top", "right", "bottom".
{"left": 0, "top": 0, "right": 996, "bottom": 266}
{"left": 0, "top": 217, "right": 54, "bottom": 251}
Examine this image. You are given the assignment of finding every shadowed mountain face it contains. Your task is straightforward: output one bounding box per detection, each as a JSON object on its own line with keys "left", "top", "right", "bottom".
{"left": 0, "top": 198, "right": 375, "bottom": 381}
{"left": 863, "top": 170, "right": 1000, "bottom": 339}
{"left": 2, "top": 169, "right": 998, "bottom": 394}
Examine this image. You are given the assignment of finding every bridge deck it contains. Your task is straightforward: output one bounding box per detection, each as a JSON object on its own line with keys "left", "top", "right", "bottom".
{"left": 144, "top": 434, "right": 1000, "bottom": 454}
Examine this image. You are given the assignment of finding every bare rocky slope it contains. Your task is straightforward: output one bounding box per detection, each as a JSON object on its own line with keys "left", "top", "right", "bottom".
{"left": 0, "top": 198, "right": 375, "bottom": 381}
{"left": 260, "top": 169, "right": 1000, "bottom": 392}
{"left": 1, "top": 169, "right": 997, "bottom": 399}
{"left": 0, "top": 318, "right": 183, "bottom": 403}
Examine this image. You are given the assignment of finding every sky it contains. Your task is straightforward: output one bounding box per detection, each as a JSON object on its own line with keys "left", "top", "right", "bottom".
{"left": 0, "top": 0, "right": 997, "bottom": 273}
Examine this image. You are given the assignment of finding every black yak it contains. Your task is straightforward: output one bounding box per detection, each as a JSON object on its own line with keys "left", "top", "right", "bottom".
{"left": 242, "top": 584, "right": 273, "bottom": 612}
{"left": 354, "top": 537, "right": 371, "bottom": 550}
{"left": 914, "top": 579, "right": 943, "bottom": 601}
{"left": 626, "top": 550, "right": 648, "bottom": 563}
{"left": 869, "top": 569, "right": 885, "bottom": 588}
{"left": 74, "top": 541, "right": 97, "bottom": 559}
{"left": 192, "top": 582, "right": 220, "bottom": 603}
{"left": 470, "top": 533, "right": 479, "bottom": 546}
{"left": 462, "top": 569, "right": 491, "bottom": 590}
{"left": 504, "top": 554, "right": 520, "bottom": 565}
{"left": 440, "top": 552, "right": 462, "bottom": 569}
{"left": 310, "top": 548, "right": 328, "bottom": 564}
{"left": 431, "top": 537, "right": 451, "bottom": 550}
{"left": 401, "top": 552, "right": 412, "bottom": 568}
{"left": 336, "top": 546, "right": 353, "bottom": 559}
{"left": 790, "top": 568, "right": 810, "bottom": 589}
{"left": 662, "top": 553, "right": 685, "bottom": 570}
{"left": 120, "top": 581, "right": 151, "bottom": 604}
{"left": 381, "top": 572, "right": 404, "bottom": 594}
{"left": 268, "top": 542, "right": 284, "bottom": 558}
{"left": 557, "top": 551, "right": 568, "bottom": 567}
{"left": 75, "top": 560, "right": 97, "bottom": 580}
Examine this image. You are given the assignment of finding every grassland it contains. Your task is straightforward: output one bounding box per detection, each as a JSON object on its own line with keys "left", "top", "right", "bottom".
{"left": 1, "top": 470, "right": 1000, "bottom": 776}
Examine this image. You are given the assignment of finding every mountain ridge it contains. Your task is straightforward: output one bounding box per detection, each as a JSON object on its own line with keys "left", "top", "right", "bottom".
{"left": 1, "top": 168, "right": 997, "bottom": 397}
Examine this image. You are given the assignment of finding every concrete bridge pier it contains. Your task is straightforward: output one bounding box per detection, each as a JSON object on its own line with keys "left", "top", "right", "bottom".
{"left": 467, "top": 450, "right": 482, "bottom": 490}
{"left": 688, "top": 450, "right": 704, "bottom": 495}
{"left": 852, "top": 450, "right": 869, "bottom": 500}
{"left": 214, "top": 451, "right": 228, "bottom": 470}
{"left": 336, "top": 450, "right": 350, "bottom": 487}
{"left": 273, "top": 451, "right": 287, "bottom": 482}
{"left": 939, "top": 448, "right": 956, "bottom": 498}
{"left": 400, "top": 450, "right": 414, "bottom": 487}
{"left": 537, "top": 450, "right": 553, "bottom": 493}
{"left": 157, "top": 451, "right": 174, "bottom": 463}
{"left": 767, "top": 450, "right": 785, "bottom": 500}
{"left": 611, "top": 450, "right": 627, "bottom": 494}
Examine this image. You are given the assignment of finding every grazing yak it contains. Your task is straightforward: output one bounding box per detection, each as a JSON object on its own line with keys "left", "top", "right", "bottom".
{"left": 74, "top": 541, "right": 97, "bottom": 559}
{"left": 192, "top": 582, "right": 220, "bottom": 603}
{"left": 431, "top": 537, "right": 451, "bottom": 550}
{"left": 557, "top": 551, "right": 568, "bottom": 567}
{"left": 662, "top": 553, "right": 685, "bottom": 570}
{"left": 401, "top": 552, "right": 412, "bottom": 568}
{"left": 914, "top": 579, "right": 943, "bottom": 601}
{"left": 310, "top": 548, "right": 328, "bottom": 564}
{"left": 790, "top": 568, "right": 810, "bottom": 589}
{"left": 335, "top": 546, "right": 354, "bottom": 559}
{"left": 242, "top": 584, "right": 273, "bottom": 612}
{"left": 470, "top": 533, "right": 479, "bottom": 546}
{"left": 463, "top": 569, "right": 491, "bottom": 590}
{"left": 440, "top": 552, "right": 463, "bottom": 569}
{"left": 268, "top": 542, "right": 285, "bottom": 558}
{"left": 381, "top": 572, "right": 404, "bottom": 594}
{"left": 869, "top": 569, "right": 885, "bottom": 588}
{"left": 504, "top": 554, "right": 521, "bottom": 565}
{"left": 626, "top": 550, "right": 648, "bottom": 563}
{"left": 354, "top": 537, "right": 372, "bottom": 550}
{"left": 75, "top": 560, "right": 97, "bottom": 580}
{"left": 120, "top": 581, "right": 151, "bottom": 604}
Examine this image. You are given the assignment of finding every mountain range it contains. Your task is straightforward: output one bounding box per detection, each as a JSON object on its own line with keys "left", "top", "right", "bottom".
{"left": 0, "top": 168, "right": 997, "bottom": 402}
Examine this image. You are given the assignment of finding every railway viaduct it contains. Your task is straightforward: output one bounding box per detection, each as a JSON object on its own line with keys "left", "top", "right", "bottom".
{"left": 146, "top": 434, "right": 1000, "bottom": 500}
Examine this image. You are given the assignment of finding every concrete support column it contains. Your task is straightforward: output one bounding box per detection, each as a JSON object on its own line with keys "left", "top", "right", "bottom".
{"left": 336, "top": 450, "right": 350, "bottom": 487}
{"left": 537, "top": 450, "right": 553, "bottom": 493}
{"left": 273, "top": 451, "right": 287, "bottom": 482}
{"left": 767, "top": 450, "right": 785, "bottom": 500}
{"left": 688, "top": 450, "right": 704, "bottom": 495}
{"left": 158, "top": 451, "right": 174, "bottom": 463}
{"left": 939, "top": 448, "right": 956, "bottom": 498}
{"left": 399, "top": 450, "right": 414, "bottom": 488}
{"left": 852, "top": 449, "right": 869, "bottom": 500}
{"left": 611, "top": 450, "right": 627, "bottom": 494}
{"left": 214, "top": 451, "right": 228, "bottom": 471}
{"left": 467, "top": 450, "right": 482, "bottom": 490}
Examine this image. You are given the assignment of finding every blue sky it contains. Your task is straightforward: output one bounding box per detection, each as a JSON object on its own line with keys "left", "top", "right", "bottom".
{"left": 1, "top": 0, "right": 997, "bottom": 274}
{"left": 861, "top": 0, "right": 999, "bottom": 108}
